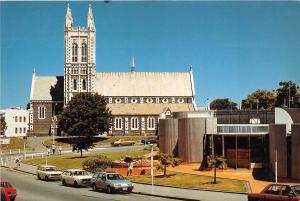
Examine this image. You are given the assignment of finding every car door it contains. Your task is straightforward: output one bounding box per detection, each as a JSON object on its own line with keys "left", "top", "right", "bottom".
{"left": 99, "top": 174, "right": 107, "bottom": 189}
{"left": 93, "top": 173, "right": 100, "bottom": 188}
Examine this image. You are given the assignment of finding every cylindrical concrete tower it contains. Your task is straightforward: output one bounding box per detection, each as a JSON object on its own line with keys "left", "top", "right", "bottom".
{"left": 159, "top": 119, "right": 178, "bottom": 156}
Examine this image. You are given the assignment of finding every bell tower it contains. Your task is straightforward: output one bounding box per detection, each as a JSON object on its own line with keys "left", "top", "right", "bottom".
{"left": 64, "top": 4, "right": 96, "bottom": 105}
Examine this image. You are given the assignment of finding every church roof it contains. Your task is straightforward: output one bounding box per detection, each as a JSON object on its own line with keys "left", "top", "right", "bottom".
{"left": 95, "top": 72, "right": 195, "bottom": 97}
{"left": 107, "top": 103, "right": 195, "bottom": 115}
{"left": 30, "top": 76, "right": 64, "bottom": 101}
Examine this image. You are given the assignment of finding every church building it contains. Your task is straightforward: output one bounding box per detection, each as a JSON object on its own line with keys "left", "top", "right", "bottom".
{"left": 29, "top": 4, "right": 196, "bottom": 136}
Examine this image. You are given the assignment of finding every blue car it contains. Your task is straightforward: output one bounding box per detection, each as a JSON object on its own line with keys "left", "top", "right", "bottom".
{"left": 90, "top": 171, "right": 134, "bottom": 193}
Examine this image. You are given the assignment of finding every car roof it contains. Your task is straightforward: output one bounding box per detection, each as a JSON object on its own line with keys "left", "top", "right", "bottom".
{"left": 64, "top": 169, "right": 85, "bottom": 172}
{"left": 268, "top": 183, "right": 300, "bottom": 187}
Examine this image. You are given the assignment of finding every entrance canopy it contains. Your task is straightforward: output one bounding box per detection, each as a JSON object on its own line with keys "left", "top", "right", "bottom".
{"left": 217, "top": 124, "right": 269, "bottom": 136}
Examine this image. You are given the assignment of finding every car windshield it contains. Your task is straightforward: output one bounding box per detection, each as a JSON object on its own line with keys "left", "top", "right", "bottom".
{"left": 73, "top": 171, "right": 88, "bottom": 176}
{"left": 292, "top": 186, "right": 300, "bottom": 196}
{"left": 107, "top": 174, "right": 124, "bottom": 180}
{"left": 0, "top": 182, "right": 12, "bottom": 188}
{"left": 45, "top": 167, "right": 57, "bottom": 171}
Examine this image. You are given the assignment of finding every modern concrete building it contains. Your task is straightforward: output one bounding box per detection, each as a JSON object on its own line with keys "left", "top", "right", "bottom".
{"left": 0, "top": 108, "right": 29, "bottom": 137}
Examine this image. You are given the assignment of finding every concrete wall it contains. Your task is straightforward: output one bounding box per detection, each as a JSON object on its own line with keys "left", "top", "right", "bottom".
{"left": 158, "top": 119, "right": 178, "bottom": 156}
{"left": 269, "top": 124, "right": 287, "bottom": 178}
{"left": 178, "top": 118, "right": 205, "bottom": 162}
{"left": 291, "top": 124, "right": 300, "bottom": 180}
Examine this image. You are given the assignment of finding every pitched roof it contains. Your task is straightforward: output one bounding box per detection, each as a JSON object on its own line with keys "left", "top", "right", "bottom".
{"left": 30, "top": 76, "right": 64, "bottom": 101}
{"left": 107, "top": 103, "right": 195, "bottom": 115}
{"left": 95, "top": 72, "right": 194, "bottom": 97}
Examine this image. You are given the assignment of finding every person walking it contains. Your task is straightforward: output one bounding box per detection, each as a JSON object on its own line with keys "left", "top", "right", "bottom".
{"left": 59, "top": 146, "right": 62, "bottom": 155}
{"left": 15, "top": 157, "right": 20, "bottom": 168}
{"left": 127, "top": 161, "right": 133, "bottom": 176}
{"left": 52, "top": 144, "right": 56, "bottom": 155}
{"left": 47, "top": 147, "right": 51, "bottom": 156}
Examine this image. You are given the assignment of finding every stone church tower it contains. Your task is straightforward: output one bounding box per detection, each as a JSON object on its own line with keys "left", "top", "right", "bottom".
{"left": 64, "top": 4, "right": 96, "bottom": 105}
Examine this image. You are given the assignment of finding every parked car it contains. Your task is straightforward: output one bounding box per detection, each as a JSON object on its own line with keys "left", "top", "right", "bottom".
{"left": 141, "top": 137, "right": 157, "bottom": 144}
{"left": 61, "top": 169, "right": 92, "bottom": 187}
{"left": 90, "top": 171, "right": 134, "bottom": 193}
{"left": 1, "top": 188, "right": 10, "bottom": 201}
{"left": 248, "top": 183, "right": 300, "bottom": 201}
{"left": 111, "top": 139, "right": 135, "bottom": 147}
{"left": 36, "top": 165, "right": 62, "bottom": 181}
{"left": 0, "top": 180, "right": 17, "bottom": 201}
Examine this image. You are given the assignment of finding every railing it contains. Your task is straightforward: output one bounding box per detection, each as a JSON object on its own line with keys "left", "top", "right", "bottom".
{"left": 217, "top": 124, "right": 269, "bottom": 135}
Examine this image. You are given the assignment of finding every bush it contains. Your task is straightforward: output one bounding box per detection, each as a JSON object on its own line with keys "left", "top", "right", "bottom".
{"left": 82, "top": 155, "right": 112, "bottom": 173}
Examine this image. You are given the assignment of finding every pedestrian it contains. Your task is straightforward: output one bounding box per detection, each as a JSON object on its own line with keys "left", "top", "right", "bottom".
{"left": 47, "top": 147, "right": 51, "bottom": 156}
{"left": 15, "top": 157, "right": 20, "bottom": 168}
{"left": 59, "top": 146, "right": 62, "bottom": 155}
{"left": 52, "top": 144, "right": 56, "bottom": 155}
{"left": 127, "top": 161, "right": 133, "bottom": 176}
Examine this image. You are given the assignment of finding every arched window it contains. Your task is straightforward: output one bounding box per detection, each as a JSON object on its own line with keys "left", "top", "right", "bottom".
{"left": 72, "top": 43, "right": 78, "bottom": 62}
{"left": 81, "top": 43, "right": 87, "bottom": 62}
{"left": 131, "top": 117, "right": 139, "bottom": 130}
{"left": 73, "top": 79, "right": 77, "bottom": 90}
{"left": 147, "top": 117, "right": 156, "bottom": 130}
{"left": 38, "top": 106, "right": 46, "bottom": 119}
{"left": 114, "top": 117, "right": 123, "bottom": 130}
{"left": 82, "top": 79, "right": 86, "bottom": 90}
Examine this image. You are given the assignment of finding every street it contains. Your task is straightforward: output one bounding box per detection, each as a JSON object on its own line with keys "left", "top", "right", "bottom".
{"left": 1, "top": 168, "right": 175, "bottom": 201}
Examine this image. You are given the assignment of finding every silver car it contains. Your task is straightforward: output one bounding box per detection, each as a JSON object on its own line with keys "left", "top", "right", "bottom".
{"left": 90, "top": 171, "right": 134, "bottom": 193}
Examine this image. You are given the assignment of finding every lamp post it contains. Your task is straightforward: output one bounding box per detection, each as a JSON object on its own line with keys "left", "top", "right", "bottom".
{"left": 150, "top": 144, "right": 154, "bottom": 194}
{"left": 204, "top": 98, "right": 209, "bottom": 110}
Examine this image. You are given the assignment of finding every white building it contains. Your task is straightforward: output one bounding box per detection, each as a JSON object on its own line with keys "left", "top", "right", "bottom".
{"left": 0, "top": 108, "right": 29, "bottom": 137}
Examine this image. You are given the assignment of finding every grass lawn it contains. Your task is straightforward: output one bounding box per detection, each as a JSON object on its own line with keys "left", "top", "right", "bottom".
{"left": 23, "top": 149, "right": 149, "bottom": 170}
{"left": 128, "top": 172, "right": 247, "bottom": 193}
{"left": 0, "top": 137, "right": 31, "bottom": 152}
{"left": 43, "top": 135, "right": 153, "bottom": 148}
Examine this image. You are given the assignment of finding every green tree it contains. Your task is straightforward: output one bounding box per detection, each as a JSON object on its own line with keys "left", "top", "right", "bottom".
{"left": 157, "top": 153, "right": 182, "bottom": 177}
{"left": 58, "top": 93, "right": 112, "bottom": 157}
{"left": 275, "top": 81, "right": 300, "bottom": 108}
{"left": 82, "top": 155, "right": 112, "bottom": 173}
{"left": 210, "top": 98, "right": 237, "bottom": 110}
{"left": 242, "top": 89, "right": 276, "bottom": 110}
{"left": 0, "top": 114, "right": 7, "bottom": 136}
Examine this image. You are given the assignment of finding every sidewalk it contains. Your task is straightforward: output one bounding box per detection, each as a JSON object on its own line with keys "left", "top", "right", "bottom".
{"left": 2, "top": 162, "right": 247, "bottom": 201}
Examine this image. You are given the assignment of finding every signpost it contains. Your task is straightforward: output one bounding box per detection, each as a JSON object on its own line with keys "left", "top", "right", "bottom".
{"left": 150, "top": 144, "right": 154, "bottom": 194}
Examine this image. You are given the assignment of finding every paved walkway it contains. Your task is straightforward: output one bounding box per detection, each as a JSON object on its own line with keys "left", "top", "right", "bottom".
{"left": 169, "top": 163, "right": 270, "bottom": 193}
{"left": 2, "top": 161, "right": 247, "bottom": 201}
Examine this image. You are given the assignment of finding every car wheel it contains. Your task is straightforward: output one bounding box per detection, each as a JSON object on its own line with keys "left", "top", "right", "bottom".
{"left": 74, "top": 181, "right": 78, "bottom": 187}
{"left": 45, "top": 176, "right": 49, "bottom": 181}
{"left": 127, "top": 188, "right": 133, "bottom": 193}
{"left": 62, "top": 179, "right": 66, "bottom": 186}
{"left": 37, "top": 174, "right": 41, "bottom": 180}
{"left": 107, "top": 186, "right": 113, "bottom": 194}
{"left": 92, "top": 184, "right": 97, "bottom": 191}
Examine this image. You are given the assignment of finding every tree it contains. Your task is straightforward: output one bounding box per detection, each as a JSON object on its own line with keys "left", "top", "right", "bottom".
{"left": 275, "top": 81, "right": 300, "bottom": 108}
{"left": 206, "top": 155, "right": 227, "bottom": 184}
{"left": 242, "top": 89, "right": 276, "bottom": 110}
{"left": 82, "top": 155, "right": 112, "bottom": 173}
{"left": 157, "top": 153, "right": 182, "bottom": 177}
{"left": 0, "top": 114, "right": 7, "bottom": 136}
{"left": 58, "top": 93, "right": 112, "bottom": 157}
{"left": 210, "top": 98, "right": 237, "bottom": 110}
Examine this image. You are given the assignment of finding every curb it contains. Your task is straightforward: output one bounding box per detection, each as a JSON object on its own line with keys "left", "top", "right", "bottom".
{"left": 1, "top": 165, "right": 36, "bottom": 176}
{"left": 132, "top": 181, "right": 248, "bottom": 195}
{"left": 132, "top": 191, "right": 200, "bottom": 201}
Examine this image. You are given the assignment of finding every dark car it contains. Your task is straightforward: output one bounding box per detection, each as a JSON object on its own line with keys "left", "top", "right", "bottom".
{"left": 90, "top": 171, "right": 134, "bottom": 193}
{"left": 0, "top": 180, "right": 17, "bottom": 201}
{"left": 248, "top": 183, "right": 300, "bottom": 201}
{"left": 141, "top": 137, "right": 157, "bottom": 144}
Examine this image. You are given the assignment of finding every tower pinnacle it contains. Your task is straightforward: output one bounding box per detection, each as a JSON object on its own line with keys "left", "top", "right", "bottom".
{"left": 88, "top": 4, "right": 95, "bottom": 30}
{"left": 131, "top": 57, "right": 136, "bottom": 72}
{"left": 65, "top": 3, "right": 73, "bottom": 28}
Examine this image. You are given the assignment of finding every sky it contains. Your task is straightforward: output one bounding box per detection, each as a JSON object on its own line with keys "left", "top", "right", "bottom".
{"left": 1, "top": 1, "right": 300, "bottom": 109}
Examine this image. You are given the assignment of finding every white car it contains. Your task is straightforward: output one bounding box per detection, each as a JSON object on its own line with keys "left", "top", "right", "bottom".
{"left": 61, "top": 169, "right": 92, "bottom": 187}
{"left": 36, "top": 165, "right": 62, "bottom": 181}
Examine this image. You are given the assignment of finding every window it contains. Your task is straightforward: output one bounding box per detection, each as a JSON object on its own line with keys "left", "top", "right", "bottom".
{"left": 73, "top": 79, "right": 77, "bottom": 90}
{"left": 15, "top": 128, "right": 17, "bottom": 134}
{"left": 72, "top": 43, "right": 78, "bottom": 62}
{"left": 19, "top": 128, "right": 22, "bottom": 133}
{"left": 147, "top": 117, "right": 156, "bottom": 130}
{"left": 15, "top": 116, "right": 18, "bottom": 122}
{"left": 23, "top": 116, "right": 26, "bottom": 122}
{"left": 81, "top": 43, "right": 87, "bottom": 62}
{"left": 264, "top": 185, "right": 281, "bottom": 195}
{"left": 131, "top": 117, "right": 139, "bottom": 130}
{"left": 114, "top": 117, "right": 123, "bottom": 130}
{"left": 23, "top": 128, "right": 26, "bottom": 133}
{"left": 19, "top": 116, "right": 22, "bottom": 122}
{"left": 38, "top": 106, "right": 46, "bottom": 119}
{"left": 82, "top": 79, "right": 86, "bottom": 90}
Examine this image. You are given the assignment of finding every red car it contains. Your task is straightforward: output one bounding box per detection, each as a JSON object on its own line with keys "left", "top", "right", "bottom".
{"left": 0, "top": 180, "right": 17, "bottom": 201}
{"left": 248, "top": 183, "right": 300, "bottom": 201}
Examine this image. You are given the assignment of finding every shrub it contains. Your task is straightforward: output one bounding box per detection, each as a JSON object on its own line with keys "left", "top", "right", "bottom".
{"left": 82, "top": 155, "right": 112, "bottom": 173}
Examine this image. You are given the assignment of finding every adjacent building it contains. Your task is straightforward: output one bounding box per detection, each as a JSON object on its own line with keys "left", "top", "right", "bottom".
{"left": 0, "top": 108, "right": 29, "bottom": 137}
{"left": 28, "top": 4, "right": 196, "bottom": 136}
